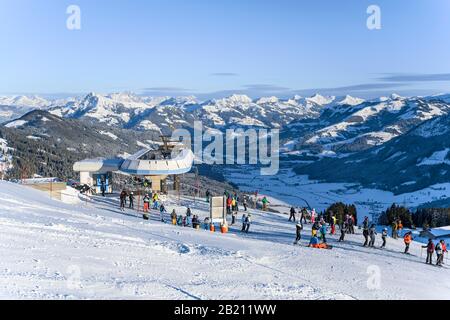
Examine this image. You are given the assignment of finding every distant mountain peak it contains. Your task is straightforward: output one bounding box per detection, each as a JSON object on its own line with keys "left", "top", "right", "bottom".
{"left": 337, "top": 95, "right": 365, "bottom": 106}
{"left": 306, "top": 94, "right": 335, "bottom": 106}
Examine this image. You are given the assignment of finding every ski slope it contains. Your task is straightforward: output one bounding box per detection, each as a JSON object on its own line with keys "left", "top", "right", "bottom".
{"left": 0, "top": 181, "right": 449, "bottom": 300}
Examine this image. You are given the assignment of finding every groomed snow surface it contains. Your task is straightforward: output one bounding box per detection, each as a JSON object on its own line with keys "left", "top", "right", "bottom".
{"left": 0, "top": 181, "right": 449, "bottom": 300}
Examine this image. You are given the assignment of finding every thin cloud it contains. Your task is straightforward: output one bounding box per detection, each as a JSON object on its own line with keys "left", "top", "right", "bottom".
{"left": 210, "top": 73, "right": 239, "bottom": 77}
{"left": 378, "top": 73, "right": 450, "bottom": 82}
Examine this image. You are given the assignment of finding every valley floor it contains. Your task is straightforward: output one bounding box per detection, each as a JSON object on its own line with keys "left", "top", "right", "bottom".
{"left": 0, "top": 181, "right": 449, "bottom": 300}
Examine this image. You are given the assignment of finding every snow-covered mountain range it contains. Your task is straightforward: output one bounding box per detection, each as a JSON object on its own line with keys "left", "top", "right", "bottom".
{"left": 2, "top": 91, "right": 450, "bottom": 195}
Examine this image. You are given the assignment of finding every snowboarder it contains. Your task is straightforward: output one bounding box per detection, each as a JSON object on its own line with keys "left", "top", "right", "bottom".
{"left": 128, "top": 192, "right": 135, "bottom": 209}
{"left": 289, "top": 207, "right": 296, "bottom": 222}
{"left": 294, "top": 222, "right": 303, "bottom": 245}
{"left": 369, "top": 224, "right": 377, "bottom": 247}
{"left": 422, "top": 239, "right": 435, "bottom": 265}
{"left": 119, "top": 190, "right": 127, "bottom": 211}
{"left": 362, "top": 217, "right": 370, "bottom": 247}
{"left": 244, "top": 214, "right": 252, "bottom": 233}
{"left": 403, "top": 231, "right": 412, "bottom": 254}
{"left": 381, "top": 228, "right": 388, "bottom": 248}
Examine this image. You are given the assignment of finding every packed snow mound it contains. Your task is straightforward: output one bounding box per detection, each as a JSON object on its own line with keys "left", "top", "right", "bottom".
{"left": 1, "top": 181, "right": 450, "bottom": 300}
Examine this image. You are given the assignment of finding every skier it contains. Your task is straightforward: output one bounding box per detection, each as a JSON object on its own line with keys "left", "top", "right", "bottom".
{"left": 226, "top": 197, "right": 232, "bottom": 215}
{"left": 348, "top": 215, "right": 355, "bottom": 234}
{"left": 186, "top": 207, "right": 192, "bottom": 217}
{"left": 312, "top": 220, "right": 320, "bottom": 237}
{"left": 159, "top": 203, "right": 167, "bottom": 222}
{"left": 391, "top": 220, "right": 398, "bottom": 239}
{"left": 436, "top": 240, "right": 444, "bottom": 266}
{"left": 289, "top": 207, "right": 296, "bottom": 222}
{"left": 300, "top": 207, "right": 308, "bottom": 224}
{"left": 100, "top": 180, "right": 106, "bottom": 197}
{"left": 310, "top": 208, "right": 316, "bottom": 224}
{"left": 231, "top": 197, "right": 237, "bottom": 213}
{"left": 330, "top": 214, "right": 337, "bottom": 235}
{"left": 192, "top": 215, "right": 200, "bottom": 229}
{"left": 319, "top": 223, "right": 327, "bottom": 243}
{"left": 244, "top": 214, "right": 252, "bottom": 233}
{"left": 243, "top": 197, "right": 248, "bottom": 211}
{"left": 309, "top": 235, "right": 320, "bottom": 248}
{"left": 143, "top": 194, "right": 151, "bottom": 213}
{"left": 362, "top": 217, "right": 370, "bottom": 247}
{"left": 422, "top": 239, "right": 435, "bottom": 265}
{"left": 119, "top": 190, "right": 127, "bottom": 212}
{"left": 128, "top": 192, "right": 135, "bottom": 209}
{"left": 261, "top": 197, "right": 269, "bottom": 211}
{"left": 309, "top": 235, "right": 331, "bottom": 249}
{"left": 186, "top": 214, "right": 192, "bottom": 227}
{"left": 369, "top": 224, "right": 377, "bottom": 247}
{"left": 231, "top": 210, "right": 237, "bottom": 225}
{"left": 294, "top": 222, "right": 303, "bottom": 245}
{"left": 403, "top": 231, "right": 412, "bottom": 254}
{"left": 381, "top": 228, "right": 388, "bottom": 248}
{"left": 176, "top": 215, "right": 183, "bottom": 226}
{"left": 397, "top": 220, "right": 404, "bottom": 238}
{"left": 170, "top": 209, "right": 177, "bottom": 225}
{"left": 241, "top": 214, "right": 247, "bottom": 232}
{"left": 205, "top": 189, "right": 211, "bottom": 203}
{"left": 442, "top": 241, "right": 448, "bottom": 265}
{"left": 338, "top": 221, "right": 347, "bottom": 242}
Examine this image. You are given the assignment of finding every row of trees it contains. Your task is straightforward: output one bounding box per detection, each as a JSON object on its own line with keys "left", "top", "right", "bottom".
{"left": 324, "top": 202, "right": 450, "bottom": 229}
{"left": 323, "top": 202, "right": 358, "bottom": 225}
{"left": 378, "top": 204, "right": 450, "bottom": 229}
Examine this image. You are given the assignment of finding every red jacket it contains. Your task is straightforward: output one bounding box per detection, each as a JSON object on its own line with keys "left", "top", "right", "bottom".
{"left": 404, "top": 234, "right": 412, "bottom": 244}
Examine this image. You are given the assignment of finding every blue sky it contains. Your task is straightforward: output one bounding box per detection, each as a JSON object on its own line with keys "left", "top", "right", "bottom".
{"left": 1, "top": 0, "right": 450, "bottom": 99}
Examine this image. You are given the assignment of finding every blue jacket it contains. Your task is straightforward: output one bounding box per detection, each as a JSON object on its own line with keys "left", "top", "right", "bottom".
{"left": 309, "top": 236, "right": 319, "bottom": 246}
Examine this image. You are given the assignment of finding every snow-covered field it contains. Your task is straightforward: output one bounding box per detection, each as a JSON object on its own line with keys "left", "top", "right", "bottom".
{"left": 0, "top": 181, "right": 449, "bottom": 300}
{"left": 225, "top": 167, "right": 450, "bottom": 221}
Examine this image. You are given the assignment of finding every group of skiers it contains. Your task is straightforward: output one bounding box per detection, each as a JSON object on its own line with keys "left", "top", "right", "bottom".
{"left": 423, "top": 239, "right": 447, "bottom": 266}
{"left": 288, "top": 207, "right": 448, "bottom": 266}
{"left": 170, "top": 207, "right": 203, "bottom": 229}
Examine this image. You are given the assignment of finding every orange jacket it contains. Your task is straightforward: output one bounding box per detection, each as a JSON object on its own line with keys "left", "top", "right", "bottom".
{"left": 443, "top": 243, "right": 447, "bottom": 252}
{"left": 404, "top": 234, "right": 412, "bottom": 244}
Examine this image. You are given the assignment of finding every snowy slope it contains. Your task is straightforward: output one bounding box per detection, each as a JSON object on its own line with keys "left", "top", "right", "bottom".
{"left": 0, "top": 181, "right": 449, "bottom": 300}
